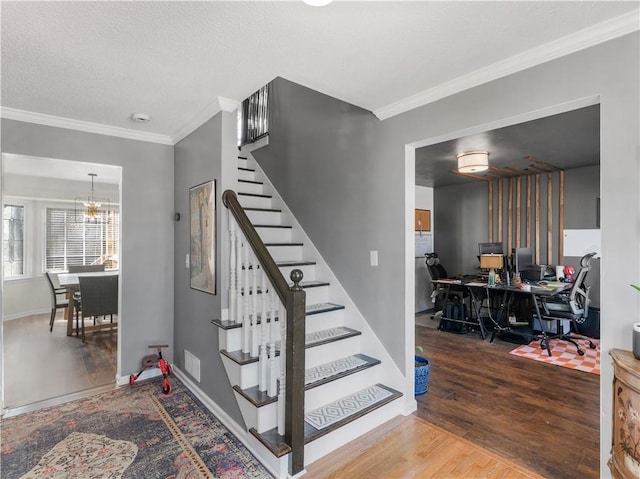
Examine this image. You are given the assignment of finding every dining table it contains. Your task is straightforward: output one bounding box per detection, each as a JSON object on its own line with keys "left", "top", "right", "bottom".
{"left": 57, "top": 271, "right": 119, "bottom": 336}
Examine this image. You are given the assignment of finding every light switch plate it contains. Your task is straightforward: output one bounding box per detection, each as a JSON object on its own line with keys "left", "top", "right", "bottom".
{"left": 185, "top": 253, "right": 190, "bottom": 268}
{"left": 370, "top": 250, "right": 378, "bottom": 267}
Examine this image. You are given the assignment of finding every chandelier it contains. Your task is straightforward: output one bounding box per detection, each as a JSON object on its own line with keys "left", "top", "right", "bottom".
{"left": 75, "top": 173, "right": 110, "bottom": 224}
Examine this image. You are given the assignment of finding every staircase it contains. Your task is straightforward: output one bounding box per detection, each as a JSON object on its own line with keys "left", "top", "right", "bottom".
{"left": 213, "top": 147, "right": 405, "bottom": 477}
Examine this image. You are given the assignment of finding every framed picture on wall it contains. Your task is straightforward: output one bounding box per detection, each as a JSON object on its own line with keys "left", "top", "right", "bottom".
{"left": 415, "top": 209, "right": 431, "bottom": 232}
{"left": 189, "top": 180, "right": 216, "bottom": 295}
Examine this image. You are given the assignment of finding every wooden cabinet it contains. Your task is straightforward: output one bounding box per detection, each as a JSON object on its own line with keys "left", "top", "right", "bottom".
{"left": 609, "top": 349, "right": 640, "bottom": 479}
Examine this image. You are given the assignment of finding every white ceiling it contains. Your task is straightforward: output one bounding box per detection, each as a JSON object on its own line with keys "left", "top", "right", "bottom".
{"left": 2, "top": 1, "right": 638, "bottom": 146}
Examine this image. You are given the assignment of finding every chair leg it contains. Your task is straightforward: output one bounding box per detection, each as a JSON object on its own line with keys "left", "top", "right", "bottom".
{"left": 81, "top": 316, "right": 86, "bottom": 342}
{"left": 49, "top": 308, "right": 56, "bottom": 332}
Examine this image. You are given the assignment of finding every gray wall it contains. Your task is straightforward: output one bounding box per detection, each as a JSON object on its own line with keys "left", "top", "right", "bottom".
{"left": 174, "top": 112, "right": 243, "bottom": 426}
{"left": 254, "top": 32, "right": 637, "bottom": 476}
{"left": 254, "top": 78, "right": 408, "bottom": 367}
{"left": 1, "top": 119, "right": 175, "bottom": 378}
{"left": 433, "top": 165, "right": 601, "bottom": 306}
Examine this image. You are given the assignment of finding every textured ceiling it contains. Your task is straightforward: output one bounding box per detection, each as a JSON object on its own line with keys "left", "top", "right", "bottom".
{"left": 2, "top": 1, "right": 638, "bottom": 143}
{"left": 415, "top": 104, "right": 600, "bottom": 188}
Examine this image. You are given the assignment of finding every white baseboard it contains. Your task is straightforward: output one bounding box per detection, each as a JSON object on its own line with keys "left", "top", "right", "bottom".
{"left": 172, "top": 367, "right": 288, "bottom": 479}
{"left": 115, "top": 367, "right": 162, "bottom": 386}
{"left": 3, "top": 308, "right": 50, "bottom": 321}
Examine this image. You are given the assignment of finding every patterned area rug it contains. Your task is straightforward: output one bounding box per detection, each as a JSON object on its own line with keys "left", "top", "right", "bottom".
{"left": 509, "top": 337, "right": 600, "bottom": 375}
{"left": 1, "top": 377, "right": 273, "bottom": 479}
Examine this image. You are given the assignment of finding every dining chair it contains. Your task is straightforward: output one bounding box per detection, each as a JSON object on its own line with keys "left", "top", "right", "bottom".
{"left": 78, "top": 275, "right": 118, "bottom": 342}
{"left": 68, "top": 264, "right": 106, "bottom": 273}
{"left": 45, "top": 272, "right": 70, "bottom": 332}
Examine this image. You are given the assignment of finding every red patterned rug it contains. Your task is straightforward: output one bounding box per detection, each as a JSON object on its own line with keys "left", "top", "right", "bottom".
{"left": 509, "top": 337, "right": 600, "bottom": 375}
{"left": 1, "top": 377, "right": 273, "bottom": 478}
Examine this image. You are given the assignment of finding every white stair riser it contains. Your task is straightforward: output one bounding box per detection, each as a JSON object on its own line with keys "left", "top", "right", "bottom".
{"left": 306, "top": 309, "right": 345, "bottom": 334}
{"left": 220, "top": 354, "right": 259, "bottom": 389}
{"left": 234, "top": 391, "right": 278, "bottom": 434}
{"left": 306, "top": 335, "right": 361, "bottom": 369}
{"left": 239, "top": 195, "right": 272, "bottom": 209}
{"left": 255, "top": 227, "right": 292, "bottom": 243}
{"left": 300, "top": 285, "right": 329, "bottom": 305}
{"left": 267, "top": 245, "right": 303, "bottom": 262}
{"left": 238, "top": 181, "right": 264, "bottom": 195}
{"left": 238, "top": 158, "right": 249, "bottom": 169}
{"left": 304, "top": 366, "right": 380, "bottom": 412}
{"left": 245, "top": 210, "right": 282, "bottom": 225}
{"left": 303, "top": 399, "right": 404, "bottom": 467}
{"left": 278, "top": 263, "right": 317, "bottom": 281}
{"left": 238, "top": 169, "right": 256, "bottom": 182}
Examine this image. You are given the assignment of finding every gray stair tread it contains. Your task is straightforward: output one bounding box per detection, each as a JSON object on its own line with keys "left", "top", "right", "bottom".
{"left": 306, "top": 302, "right": 345, "bottom": 315}
{"left": 238, "top": 179, "right": 263, "bottom": 185}
{"left": 243, "top": 207, "right": 282, "bottom": 212}
{"left": 238, "top": 192, "right": 272, "bottom": 198}
{"left": 276, "top": 260, "right": 316, "bottom": 267}
{"left": 255, "top": 224, "right": 292, "bottom": 229}
{"left": 232, "top": 354, "right": 380, "bottom": 407}
{"left": 289, "top": 280, "right": 330, "bottom": 289}
{"left": 265, "top": 242, "right": 303, "bottom": 246}
{"left": 221, "top": 327, "right": 361, "bottom": 365}
{"left": 249, "top": 384, "right": 402, "bottom": 457}
{"left": 212, "top": 303, "right": 344, "bottom": 331}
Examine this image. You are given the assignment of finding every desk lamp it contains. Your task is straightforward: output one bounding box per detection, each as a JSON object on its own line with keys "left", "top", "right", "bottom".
{"left": 480, "top": 254, "right": 504, "bottom": 286}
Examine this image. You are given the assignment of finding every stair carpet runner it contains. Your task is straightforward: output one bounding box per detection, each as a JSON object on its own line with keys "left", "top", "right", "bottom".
{"left": 217, "top": 156, "right": 401, "bottom": 456}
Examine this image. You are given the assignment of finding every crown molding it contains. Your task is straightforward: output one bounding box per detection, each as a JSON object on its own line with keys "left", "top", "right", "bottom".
{"left": 218, "top": 96, "right": 240, "bottom": 113}
{"left": 0, "top": 107, "right": 173, "bottom": 145}
{"left": 374, "top": 9, "right": 640, "bottom": 120}
{"left": 171, "top": 96, "right": 240, "bottom": 144}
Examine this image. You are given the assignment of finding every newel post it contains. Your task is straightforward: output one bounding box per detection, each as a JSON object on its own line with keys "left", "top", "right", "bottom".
{"left": 285, "top": 269, "right": 306, "bottom": 475}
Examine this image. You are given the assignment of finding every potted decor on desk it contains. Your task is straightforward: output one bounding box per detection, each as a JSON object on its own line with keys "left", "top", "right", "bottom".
{"left": 415, "top": 346, "right": 430, "bottom": 396}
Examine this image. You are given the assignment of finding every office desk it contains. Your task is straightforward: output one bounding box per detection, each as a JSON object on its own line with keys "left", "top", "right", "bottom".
{"left": 58, "top": 271, "right": 119, "bottom": 336}
{"left": 483, "top": 282, "right": 571, "bottom": 355}
{"left": 433, "top": 279, "right": 488, "bottom": 339}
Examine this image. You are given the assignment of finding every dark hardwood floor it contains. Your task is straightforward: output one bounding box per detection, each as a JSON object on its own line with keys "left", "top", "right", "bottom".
{"left": 415, "top": 314, "right": 599, "bottom": 479}
{"left": 3, "top": 312, "right": 117, "bottom": 408}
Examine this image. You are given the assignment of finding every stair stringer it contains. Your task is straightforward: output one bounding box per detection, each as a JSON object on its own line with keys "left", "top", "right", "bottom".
{"left": 245, "top": 150, "right": 413, "bottom": 407}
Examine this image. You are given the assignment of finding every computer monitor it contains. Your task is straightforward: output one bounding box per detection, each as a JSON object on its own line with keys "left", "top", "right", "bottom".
{"left": 478, "top": 242, "right": 503, "bottom": 256}
{"left": 512, "top": 247, "right": 533, "bottom": 274}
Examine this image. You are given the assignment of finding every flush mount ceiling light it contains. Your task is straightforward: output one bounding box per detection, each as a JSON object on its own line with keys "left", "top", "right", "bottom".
{"left": 131, "top": 113, "right": 151, "bottom": 123}
{"left": 457, "top": 151, "right": 489, "bottom": 173}
{"left": 303, "top": 0, "right": 333, "bottom": 6}
{"left": 75, "top": 173, "right": 110, "bottom": 224}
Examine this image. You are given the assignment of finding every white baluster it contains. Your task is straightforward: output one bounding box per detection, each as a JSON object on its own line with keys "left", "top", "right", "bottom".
{"left": 228, "top": 219, "right": 237, "bottom": 324}
{"left": 250, "top": 250, "right": 259, "bottom": 357}
{"left": 242, "top": 239, "right": 250, "bottom": 354}
{"left": 258, "top": 270, "right": 268, "bottom": 391}
{"left": 277, "top": 303, "right": 286, "bottom": 435}
{"left": 268, "top": 290, "right": 278, "bottom": 398}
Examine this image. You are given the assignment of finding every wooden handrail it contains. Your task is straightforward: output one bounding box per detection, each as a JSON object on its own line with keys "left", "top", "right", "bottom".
{"left": 223, "top": 190, "right": 289, "bottom": 303}
{"left": 223, "top": 188, "right": 305, "bottom": 476}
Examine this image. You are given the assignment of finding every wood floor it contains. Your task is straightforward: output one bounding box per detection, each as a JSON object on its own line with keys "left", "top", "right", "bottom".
{"left": 306, "top": 314, "right": 599, "bottom": 479}
{"left": 2, "top": 312, "right": 117, "bottom": 408}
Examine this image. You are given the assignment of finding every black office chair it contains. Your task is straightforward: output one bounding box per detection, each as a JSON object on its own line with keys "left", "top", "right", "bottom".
{"left": 535, "top": 252, "right": 598, "bottom": 356}
{"left": 425, "top": 253, "right": 469, "bottom": 312}
{"left": 45, "top": 272, "right": 70, "bottom": 332}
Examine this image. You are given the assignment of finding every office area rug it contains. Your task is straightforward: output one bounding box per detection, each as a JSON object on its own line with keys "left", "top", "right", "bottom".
{"left": 0, "top": 377, "right": 273, "bottom": 479}
{"left": 509, "top": 338, "right": 600, "bottom": 375}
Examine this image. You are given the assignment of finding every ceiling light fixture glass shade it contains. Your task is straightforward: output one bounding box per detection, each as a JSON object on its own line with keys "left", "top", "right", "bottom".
{"left": 457, "top": 151, "right": 489, "bottom": 173}
{"left": 75, "top": 173, "right": 110, "bottom": 224}
{"left": 303, "top": 0, "right": 333, "bottom": 6}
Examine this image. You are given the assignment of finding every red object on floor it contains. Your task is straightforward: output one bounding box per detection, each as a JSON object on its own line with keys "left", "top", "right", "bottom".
{"left": 509, "top": 338, "right": 600, "bottom": 375}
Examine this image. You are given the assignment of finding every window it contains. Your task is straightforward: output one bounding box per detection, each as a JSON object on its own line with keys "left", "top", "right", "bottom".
{"left": 3, "top": 204, "right": 25, "bottom": 277}
{"left": 45, "top": 207, "right": 119, "bottom": 272}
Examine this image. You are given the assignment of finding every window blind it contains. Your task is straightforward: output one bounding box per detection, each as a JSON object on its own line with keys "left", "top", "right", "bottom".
{"left": 45, "top": 207, "right": 119, "bottom": 272}
{"left": 3, "top": 204, "right": 24, "bottom": 277}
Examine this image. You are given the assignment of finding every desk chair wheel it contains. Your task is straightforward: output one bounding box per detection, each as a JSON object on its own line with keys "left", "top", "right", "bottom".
{"left": 577, "top": 349, "right": 585, "bottom": 356}
{"left": 588, "top": 341, "right": 596, "bottom": 349}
